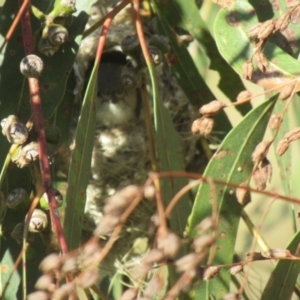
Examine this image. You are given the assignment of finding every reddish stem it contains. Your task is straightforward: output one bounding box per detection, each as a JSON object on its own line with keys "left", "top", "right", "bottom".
{"left": 18, "top": 0, "right": 68, "bottom": 253}
{"left": 94, "top": 0, "right": 130, "bottom": 62}
{"left": 0, "top": 0, "right": 29, "bottom": 54}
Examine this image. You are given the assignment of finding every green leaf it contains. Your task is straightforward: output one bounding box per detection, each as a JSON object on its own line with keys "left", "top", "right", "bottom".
{"left": 214, "top": 0, "right": 300, "bottom": 80}
{"left": 152, "top": 0, "right": 250, "bottom": 115}
{"left": 154, "top": 94, "right": 191, "bottom": 234}
{"left": 152, "top": 2, "right": 233, "bottom": 141}
{"left": 261, "top": 230, "right": 300, "bottom": 300}
{"left": 187, "top": 95, "right": 277, "bottom": 298}
{"left": 63, "top": 61, "right": 98, "bottom": 250}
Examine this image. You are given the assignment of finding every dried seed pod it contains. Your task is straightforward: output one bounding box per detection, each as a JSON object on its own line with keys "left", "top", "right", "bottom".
{"left": 254, "top": 52, "right": 268, "bottom": 72}
{"left": 261, "top": 158, "right": 272, "bottom": 183}
{"left": 199, "top": 100, "right": 225, "bottom": 116}
{"left": 103, "top": 185, "right": 142, "bottom": 216}
{"left": 6, "top": 188, "right": 30, "bottom": 209}
{"left": 45, "top": 124, "right": 61, "bottom": 145}
{"left": 275, "top": 12, "right": 291, "bottom": 32}
{"left": 253, "top": 167, "right": 267, "bottom": 191}
{"left": 39, "top": 253, "right": 62, "bottom": 273}
{"left": 76, "top": 270, "right": 99, "bottom": 288}
{"left": 27, "top": 291, "right": 50, "bottom": 300}
{"left": 257, "top": 20, "right": 275, "bottom": 39}
{"left": 236, "top": 90, "right": 252, "bottom": 103}
{"left": 242, "top": 60, "right": 254, "bottom": 80}
{"left": 191, "top": 117, "right": 214, "bottom": 137}
{"left": 229, "top": 264, "right": 244, "bottom": 275}
{"left": 284, "top": 127, "right": 300, "bottom": 142}
{"left": 148, "top": 34, "right": 170, "bottom": 54}
{"left": 197, "top": 217, "right": 214, "bottom": 233}
{"left": 1, "top": 115, "right": 28, "bottom": 145}
{"left": 45, "top": 24, "right": 69, "bottom": 46}
{"left": 236, "top": 181, "right": 249, "bottom": 205}
{"left": 248, "top": 23, "right": 262, "bottom": 38}
{"left": 13, "top": 142, "right": 39, "bottom": 168}
{"left": 144, "top": 275, "right": 164, "bottom": 298}
{"left": 279, "top": 83, "right": 295, "bottom": 100}
{"left": 94, "top": 215, "right": 120, "bottom": 237}
{"left": 143, "top": 184, "right": 155, "bottom": 200}
{"left": 276, "top": 139, "right": 289, "bottom": 156}
{"left": 251, "top": 140, "right": 271, "bottom": 163}
{"left": 175, "top": 253, "right": 200, "bottom": 272}
{"left": 131, "top": 263, "right": 152, "bottom": 281}
{"left": 269, "top": 114, "right": 281, "bottom": 130}
{"left": 203, "top": 265, "right": 221, "bottom": 280}
{"left": 20, "top": 54, "right": 44, "bottom": 78}
{"left": 157, "top": 231, "right": 181, "bottom": 257}
{"left": 264, "top": 248, "right": 292, "bottom": 259}
{"left": 27, "top": 209, "right": 48, "bottom": 232}
{"left": 192, "top": 234, "right": 215, "bottom": 253}
{"left": 39, "top": 189, "right": 63, "bottom": 210}
{"left": 78, "top": 240, "right": 102, "bottom": 269}
{"left": 35, "top": 274, "right": 55, "bottom": 292}
{"left": 61, "top": 254, "right": 79, "bottom": 274}
{"left": 52, "top": 282, "right": 76, "bottom": 300}
{"left": 121, "top": 67, "right": 139, "bottom": 89}
{"left": 38, "top": 36, "right": 59, "bottom": 57}
{"left": 148, "top": 45, "right": 163, "bottom": 65}
{"left": 144, "top": 249, "right": 164, "bottom": 264}
{"left": 119, "top": 288, "right": 138, "bottom": 300}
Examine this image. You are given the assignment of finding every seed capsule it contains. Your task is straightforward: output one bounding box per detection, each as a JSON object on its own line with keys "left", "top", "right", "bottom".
{"left": 45, "top": 24, "right": 68, "bottom": 46}
{"left": 148, "top": 46, "right": 163, "bottom": 65}
{"left": 203, "top": 265, "right": 221, "bottom": 280}
{"left": 121, "top": 35, "right": 142, "bottom": 65}
{"left": 45, "top": 124, "right": 61, "bottom": 145}
{"left": 11, "top": 223, "right": 34, "bottom": 243}
{"left": 20, "top": 55, "right": 44, "bottom": 78}
{"left": 27, "top": 209, "right": 48, "bottom": 232}
{"left": 39, "top": 189, "right": 63, "bottom": 210}
{"left": 6, "top": 188, "right": 30, "bottom": 209}
{"left": 148, "top": 34, "right": 170, "bottom": 54}
{"left": 38, "top": 36, "right": 59, "bottom": 57}
{"left": 12, "top": 142, "right": 39, "bottom": 168}
{"left": 1, "top": 115, "right": 28, "bottom": 145}
{"left": 121, "top": 68, "right": 139, "bottom": 89}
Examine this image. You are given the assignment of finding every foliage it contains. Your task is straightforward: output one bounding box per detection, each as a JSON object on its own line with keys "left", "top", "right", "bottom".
{"left": 1, "top": 0, "right": 300, "bottom": 299}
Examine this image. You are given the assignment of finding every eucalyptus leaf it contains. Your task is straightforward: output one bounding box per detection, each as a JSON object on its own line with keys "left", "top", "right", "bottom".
{"left": 214, "top": 0, "right": 300, "bottom": 83}
{"left": 63, "top": 61, "right": 98, "bottom": 250}
{"left": 188, "top": 95, "right": 277, "bottom": 298}
{"left": 261, "top": 229, "right": 300, "bottom": 300}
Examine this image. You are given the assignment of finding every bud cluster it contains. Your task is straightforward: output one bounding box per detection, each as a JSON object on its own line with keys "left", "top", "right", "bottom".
{"left": 28, "top": 239, "right": 102, "bottom": 300}
{"left": 276, "top": 127, "right": 300, "bottom": 156}
{"left": 191, "top": 100, "right": 226, "bottom": 137}
{"left": 243, "top": 4, "right": 300, "bottom": 80}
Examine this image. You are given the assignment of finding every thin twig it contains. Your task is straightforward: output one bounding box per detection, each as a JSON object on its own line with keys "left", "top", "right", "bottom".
{"left": 18, "top": 0, "right": 68, "bottom": 254}
{"left": 0, "top": 0, "right": 29, "bottom": 54}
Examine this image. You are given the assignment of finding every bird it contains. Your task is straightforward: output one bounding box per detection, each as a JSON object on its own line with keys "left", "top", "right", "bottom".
{"left": 73, "top": 1, "right": 205, "bottom": 275}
